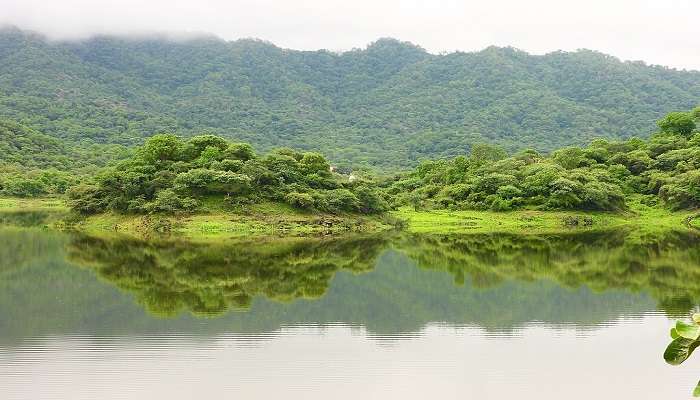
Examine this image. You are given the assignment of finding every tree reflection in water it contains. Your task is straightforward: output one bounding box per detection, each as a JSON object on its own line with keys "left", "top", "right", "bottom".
{"left": 66, "top": 228, "right": 700, "bottom": 319}
{"left": 68, "top": 234, "right": 389, "bottom": 317}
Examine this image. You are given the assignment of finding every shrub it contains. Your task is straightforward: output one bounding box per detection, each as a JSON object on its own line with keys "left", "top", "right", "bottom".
{"left": 67, "top": 184, "right": 108, "bottom": 214}
{"left": 146, "top": 189, "right": 198, "bottom": 214}
{"left": 323, "top": 189, "right": 360, "bottom": 213}
{"left": 285, "top": 192, "right": 315, "bottom": 209}
{"left": 1, "top": 178, "right": 47, "bottom": 197}
{"left": 660, "top": 171, "right": 700, "bottom": 210}
{"left": 354, "top": 185, "right": 389, "bottom": 214}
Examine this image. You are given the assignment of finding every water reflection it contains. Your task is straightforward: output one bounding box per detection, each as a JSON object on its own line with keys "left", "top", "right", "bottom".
{"left": 59, "top": 228, "right": 700, "bottom": 321}
{"left": 66, "top": 234, "right": 388, "bottom": 316}
{"left": 2, "top": 226, "right": 699, "bottom": 338}
{"left": 399, "top": 229, "right": 700, "bottom": 316}
{"left": 0, "top": 210, "right": 63, "bottom": 228}
{"left": 3, "top": 225, "right": 700, "bottom": 399}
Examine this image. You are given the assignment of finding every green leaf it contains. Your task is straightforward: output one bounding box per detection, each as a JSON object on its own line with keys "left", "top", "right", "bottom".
{"left": 693, "top": 381, "right": 700, "bottom": 397}
{"left": 664, "top": 337, "right": 700, "bottom": 365}
{"left": 676, "top": 321, "right": 700, "bottom": 340}
{"left": 671, "top": 328, "right": 680, "bottom": 339}
{"left": 692, "top": 314, "right": 700, "bottom": 324}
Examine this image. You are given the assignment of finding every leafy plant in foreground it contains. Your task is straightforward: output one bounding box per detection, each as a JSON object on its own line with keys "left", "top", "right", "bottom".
{"left": 664, "top": 313, "right": 700, "bottom": 397}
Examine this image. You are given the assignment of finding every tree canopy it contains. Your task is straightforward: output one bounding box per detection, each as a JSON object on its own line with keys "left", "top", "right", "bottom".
{"left": 387, "top": 108, "right": 700, "bottom": 212}
{"left": 67, "top": 134, "right": 389, "bottom": 215}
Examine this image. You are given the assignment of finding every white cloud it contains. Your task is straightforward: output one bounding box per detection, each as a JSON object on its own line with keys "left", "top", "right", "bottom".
{"left": 0, "top": 0, "right": 698, "bottom": 70}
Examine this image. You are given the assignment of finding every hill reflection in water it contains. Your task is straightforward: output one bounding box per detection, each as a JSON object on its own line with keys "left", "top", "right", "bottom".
{"left": 2, "top": 226, "right": 699, "bottom": 340}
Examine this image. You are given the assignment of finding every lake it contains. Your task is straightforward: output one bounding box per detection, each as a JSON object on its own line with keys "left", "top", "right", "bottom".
{"left": 1, "top": 224, "right": 700, "bottom": 399}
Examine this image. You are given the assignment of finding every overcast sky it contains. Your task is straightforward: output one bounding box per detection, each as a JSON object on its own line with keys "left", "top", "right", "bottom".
{"left": 1, "top": 0, "right": 699, "bottom": 70}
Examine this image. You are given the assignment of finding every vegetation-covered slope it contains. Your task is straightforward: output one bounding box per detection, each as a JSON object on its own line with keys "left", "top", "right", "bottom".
{"left": 0, "top": 119, "right": 69, "bottom": 168}
{"left": 1, "top": 27, "right": 699, "bottom": 169}
{"left": 0, "top": 119, "right": 128, "bottom": 197}
{"left": 389, "top": 108, "right": 700, "bottom": 212}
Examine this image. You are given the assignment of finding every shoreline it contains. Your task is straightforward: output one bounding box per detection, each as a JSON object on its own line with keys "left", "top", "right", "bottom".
{"left": 0, "top": 196, "right": 698, "bottom": 240}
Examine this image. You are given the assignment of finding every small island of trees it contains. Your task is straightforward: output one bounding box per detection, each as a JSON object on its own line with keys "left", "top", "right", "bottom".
{"left": 66, "top": 134, "right": 390, "bottom": 215}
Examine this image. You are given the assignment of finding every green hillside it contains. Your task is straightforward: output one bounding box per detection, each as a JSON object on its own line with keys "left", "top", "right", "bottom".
{"left": 0, "top": 119, "right": 70, "bottom": 169}
{"left": 0, "top": 27, "right": 698, "bottom": 169}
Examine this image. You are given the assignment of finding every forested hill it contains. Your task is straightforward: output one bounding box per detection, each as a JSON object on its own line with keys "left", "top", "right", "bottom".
{"left": 1, "top": 27, "right": 699, "bottom": 169}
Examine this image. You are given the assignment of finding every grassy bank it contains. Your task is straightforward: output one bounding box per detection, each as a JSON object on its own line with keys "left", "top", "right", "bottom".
{"left": 0, "top": 197, "right": 68, "bottom": 211}
{"left": 0, "top": 197, "right": 70, "bottom": 228}
{"left": 392, "top": 196, "right": 697, "bottom": 235}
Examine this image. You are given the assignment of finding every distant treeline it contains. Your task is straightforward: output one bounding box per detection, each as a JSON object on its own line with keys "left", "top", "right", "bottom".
{"left": 2, "top": 107, "right": 699, "bottom": 215}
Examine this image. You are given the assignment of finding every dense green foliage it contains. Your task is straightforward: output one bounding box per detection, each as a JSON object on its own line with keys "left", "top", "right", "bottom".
{"left": 389, "top": 108, "right": 700, "bottom": 211}
{"left": 0, "top": 120, "right": 75, "bottom": 197}
{"left": 0, "top": 167, "right": 76, "bottom": 198}
{"left": 0, "top": 119, "right": 70, "bottom": 168}
{"left": 1, "top": 27, "right": 699, "bottom": 169}
{"left": 0, "top": 119, "right": 127, "bottom": 197}
{"left": 67, "top": 134, "right": 389, "bottom": 215}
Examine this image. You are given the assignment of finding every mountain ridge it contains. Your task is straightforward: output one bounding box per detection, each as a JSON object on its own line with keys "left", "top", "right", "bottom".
{"left": 3, "top": 26, "right": 698, "bottom": 71}
{"left": 0, "top": 27, "right": 698, "bottom": 169}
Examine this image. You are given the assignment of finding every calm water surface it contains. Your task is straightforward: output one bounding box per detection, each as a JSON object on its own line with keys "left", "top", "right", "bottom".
{"left": 1, "top": 221, "right": 700, "bottom": 399}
